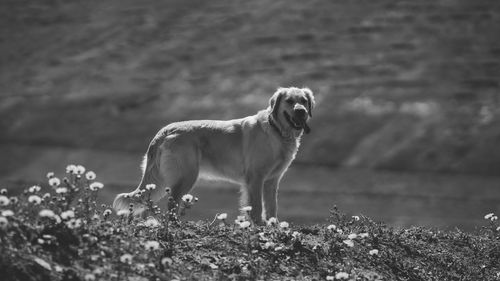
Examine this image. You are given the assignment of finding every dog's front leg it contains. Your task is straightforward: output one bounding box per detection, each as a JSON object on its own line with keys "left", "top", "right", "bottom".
{"left": 245, "top": 178, "right": 264, "bottom": 225}
{"left": 263, "top": 177, "right": 280, "bottom": 220}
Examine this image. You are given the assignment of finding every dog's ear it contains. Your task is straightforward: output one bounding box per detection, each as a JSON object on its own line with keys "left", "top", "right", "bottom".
{"left": 269, "top": 88, "right": 287, "bottom": 119}
{"left": 302, "top": 88, "right": 315, "bottom": 117}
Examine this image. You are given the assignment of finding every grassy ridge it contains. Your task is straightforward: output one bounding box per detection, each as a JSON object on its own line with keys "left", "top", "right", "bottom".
{"left": 1, "top": 167, "right": 500, "bottom": 281}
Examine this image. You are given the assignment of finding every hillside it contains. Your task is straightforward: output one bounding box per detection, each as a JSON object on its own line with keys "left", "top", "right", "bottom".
{"left": 1, "top": 0, "right": 500, "bottom": 176}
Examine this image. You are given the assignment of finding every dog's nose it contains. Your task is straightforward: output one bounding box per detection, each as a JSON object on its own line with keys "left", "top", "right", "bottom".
{"left": 294, "top": 107, "right": 307, "bottom": 118}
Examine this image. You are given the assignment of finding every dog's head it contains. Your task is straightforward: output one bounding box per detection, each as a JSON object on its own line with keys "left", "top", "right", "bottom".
{"left": 269, "top": 87, "right": 315, "bottom": 134}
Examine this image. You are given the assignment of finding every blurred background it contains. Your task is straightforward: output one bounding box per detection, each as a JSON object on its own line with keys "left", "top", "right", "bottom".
{"left": 1, "top": 0, "right": 500, "bottom": 230}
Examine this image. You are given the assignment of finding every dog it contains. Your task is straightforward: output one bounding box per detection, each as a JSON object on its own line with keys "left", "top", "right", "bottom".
{"left": 113, "top": 87, "right": 315, "bottom": 224}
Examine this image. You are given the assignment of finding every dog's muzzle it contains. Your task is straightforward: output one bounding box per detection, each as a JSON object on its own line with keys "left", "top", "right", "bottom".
{"left": 284, "top": 110, "right": 311, "bottom": 134}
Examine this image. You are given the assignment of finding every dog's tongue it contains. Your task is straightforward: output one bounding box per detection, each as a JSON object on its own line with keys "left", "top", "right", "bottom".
{"left": 302, "top": 122, "right": 311, "bottom": 134}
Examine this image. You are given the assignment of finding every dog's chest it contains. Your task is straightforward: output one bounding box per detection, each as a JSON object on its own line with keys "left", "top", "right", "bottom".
{"left": 269, "top": 139, "right": 299, "bottom": 177}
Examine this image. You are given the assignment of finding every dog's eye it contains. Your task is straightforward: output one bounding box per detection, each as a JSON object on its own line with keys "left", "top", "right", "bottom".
{"left": 286, "top": 99, "right": 294, "bottom": 105}
{"left": 300, "top": 97, "right": 307, "bottom": 104}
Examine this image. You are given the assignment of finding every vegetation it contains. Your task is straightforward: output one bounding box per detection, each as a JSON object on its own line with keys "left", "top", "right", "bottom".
{"left": 1, "top": 166, "right": 500, "bottom": 281}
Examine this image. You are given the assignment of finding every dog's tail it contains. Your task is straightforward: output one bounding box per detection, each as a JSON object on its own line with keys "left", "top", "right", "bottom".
{"left": 113, "top": 131, "right": 164, "bottom": 215}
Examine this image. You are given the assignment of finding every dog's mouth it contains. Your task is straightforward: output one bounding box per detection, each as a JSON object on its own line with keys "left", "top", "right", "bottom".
{"left": 284, "top": 111, "right": 311, "bottom": 134}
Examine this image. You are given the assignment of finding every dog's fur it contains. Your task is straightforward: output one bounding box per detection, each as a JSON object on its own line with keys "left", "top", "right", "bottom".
{"left": 113, "top": 87, "right": 315, "bottom": 223}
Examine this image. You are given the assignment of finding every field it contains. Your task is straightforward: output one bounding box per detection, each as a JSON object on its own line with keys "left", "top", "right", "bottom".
{"left": 1, "top": 167, "right": 500, "bottom": 281}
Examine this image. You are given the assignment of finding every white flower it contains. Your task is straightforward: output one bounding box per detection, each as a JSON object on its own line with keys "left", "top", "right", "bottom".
{"left": 347, "top": 233, "right": 358, "bottom": 240}
{"left": 216, "top": 213, "right": 227, "bottom": 220}
{"left": 369, "top": 249, "right": 379, "bottom": 256}
{"left": 161, "top": 257, "right": 172, "bottom": 267}
{"left": 145, "top": 184, "right": 156, "bottom": 191}
{"left": 485, "top": 213, "right": 495, "bottom": 220}
{"left": 327, "top": 224, "right": 336, "bottom": 231}
{"left": 28, "top": 185, "right": 41, "bottom": 193}
{"left": 103, "top": 209, "right": 113, "bottom": 216}
{"left": 0, "top": 195, "right": 9, "bottom": 206}
{"left": 274, "top": 246, "right": 284, "bottom": 251}
{"left": 279, "top": 221, "right": 289, "bottom": 229}
{"left": 145, "top": 217, "right": 160, "bottom": 228}
{"left": 75, "top": 165, "right": 86, "bottom": 175}
{"left": 352, "top": 215, "right": 360, "bottom": 221}
{"left": 235, "top": 215, "right": 246, "bottom": 224}
{"left": 120, "top": 254, "right": 133, "bottom": 264}
{"left": 263, "top": 241, "right": 276, "bottom": 249}
{"left": 267, "top": 217, "right": 278, "bottom": 226}
{"left": 165, "top": 187, "right": 171, "bottom": 193}
{"left": 65, "top": 218, "right": 82, "bottom": 229}
{"left": 84, "top": 273, "right": 96, "bottom": 281}
{"left": 9, "top": 197, "right": 18, "bottom": 204}
{"left": 0, "top": 188, "right": 6, "bottom": 195}
{"left": 496, "top": 226, "right": 500, "bottom": 232}
{"left": 60, "top": 210, "right": 75, "bottom": 220}
{"left": 43, "top": 193, "right": 51, "bottom": 199}
{"left": 49, "top": 177, "right": 61, "bottom": 187}
{"left": 292, "top": 231, "right": 301, "bottom": 239}
{"left": 241, "top": 206, "right": 252, "bottom": 212}
{"left": 89, "top": 182, "right": 104, "bottom": 191}
{"left": 492, "top": 216, "right": 499, "bottom": 222}
{"left": 335, "top": 272, "right": 349, "bottom": 279}
{"left": 343, "top": 239, "right": 354, "bottom": 247}
{"left": 85, "top": 171, "right": 96, "bottom": 180}
{"left": 28, "top": 195, "right": 42, "bottom": 204}
{"left": 46, "top": 172, "right": 55, "bottom": 179}
{"left": 66, "top": 164, "right": 77, "bottom": 174}
{"left": 239, "top": 221, "right": 251, "bottom": 229}
{"left": 182, "top": 194, "right": 194, "bottom": 203}
{"left": 0, "top": 216, "right": 8, "bottom": 228}
{"left": 1, "top": 210, "right": 14, "bottom": 217}
{"left": 144, "top": 240, "right": 160, "bottom": 251}
{"left": 359, "top": 232, "right": 369, "bottom": 238}
{"left": 117, "top": 209, "right": 130, "bottom": 216}
{"left": 56, "top": 187, "right": 68, "bottom": 194}
{"left": 39, "top": 209, "right": 56, "bottom": 218}
{"left": 326, "top": 276, "right": 335, "bottom": 281}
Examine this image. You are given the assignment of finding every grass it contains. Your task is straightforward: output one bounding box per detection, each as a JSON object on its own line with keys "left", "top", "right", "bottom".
{"left": 1, "top": 166, "right": 500, "bottom": 281}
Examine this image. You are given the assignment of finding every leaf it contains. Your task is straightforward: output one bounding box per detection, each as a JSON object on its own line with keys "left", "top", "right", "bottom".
{"left": 33, "top": 257, "right": 52, "bottom": 271}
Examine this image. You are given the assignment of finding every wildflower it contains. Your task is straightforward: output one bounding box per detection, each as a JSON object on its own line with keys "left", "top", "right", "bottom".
{"left": 56, "top": 187, "right": 68, "bottom": 194}
{"left": 343, "top": 239, "right": 354, "bottom": 247}
{"left": 161, "top": 257, "right": 173, "bottom": 267}
{"left": 0, "top": 188, "right": 7, "bottom": 195}
{"left": 279, "top": 221, "right": 289, "bottom": 229}
{"left": 54, "top": 265, "right": 63, "bottom": 272}
{"left": 49, "top": 177, "right": 61, "bottom": 187}
{"left": 359, "top": 232, "right": 369, "bottom": 238}
{"left": 0, "top": 195, "right": 9, "bottom": 206}
{"left": 485, "top": 213, "right": 495, "bottom": 220}
{"left": 352, "top": 215, "right": 360, "bottom": 221}
{"left": 85, "top": 171, "right": 96, "bottom": 180}
{"left": 89, "top": 182, "right": 104, "bottom": 191}
{"left": 117, "top": 209, "right": 130, "bottom": 217}
{"left": 165, "top": 187, "right": 171, "bottom": 193}
{"left": 267, "top": 217, "right": 278, "bottom": 226}
{"left": 496, "top": 226, "right": 500, "bottom": 232}
{"left": 92, "top": 268, "right": 103, "bottom": 275}
{"left": 326, "top": 276, "right": 335, "bottom": 281}
{"left": 369, "top": 249, "right": 379, "bottom": 256}
{"left": 103, "top": 209, "right": 113, "bottom": 216}
{"left": 347, "top": 233, "right": 358, "bottom": 240}
{"left": 145, "top": 184, "right": 156, "bottom": 191}
{"left": 182, "top": 194, "right": 194, "bottom": 203}
{"left": 75, "top": 165, "right": 86, "bottom": 175}
{"left": 1, "top": 210, "right": 14, "bottom": 217}
{"left": 263, "top": 241, "right": 276, "bottom": 249}
{"left": 28, "top": 185, "right": 41, "bottom": 193}
{"left": 60, "top": 210, "right": 75, "bottom": 220}
{"left": 120, "top": 254, "right": 133, "bottom": 264}
{"left": 9, "top": 197, "right": 18, "bottom": 204}
{"left": 327, "top": 224, "right": 336, "bottom": 231}
{"left": 144, "top": 217, "right": 160, "bottom": 228}
{"left": 216, "top": 213, "right": 227, "bottom": 220}
{"left": 0, "top": 217, "right": 8, "bottom": 228}
{"left": 28, "top": 195, "right": 42, "bottom": 204}
{"left": 84, "top": 273, "right": 95, "bottom": 281}
{"left": 66, "top": 164, "right": 77, "bottom": 174}
{"left": 492, "top": 216, "right": 499, "bottom": 221}
{"left": 239, "top": 221, "right": 251, "bottom": 229}
{"left": 241, "top": 206, "right": 252, "bottom": 212}
{"left": 335, "top": 272, "right": 349, "bottom": 279}
{"left": 66, "top": 218, "right": 82, "bottom": 229}
{"left": 43, "top": 193, "right": 51, "bottom": 200}
{"left": 144, "top": 240, "right": 160, "bottom": 251}
{"left": 39, "top": 209, "right": 56, "bottom": 218}
{"left": 292, "top": 231, "right": 301, "bottom": 239}
{"left": 274, "top": 246, "right": 284, "bottom": 251}
{"left": 235, "top": 215, "right": 246, "bottom": 224}
{"left": 46, "top": 172, "right": 55, "bottom": 179}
